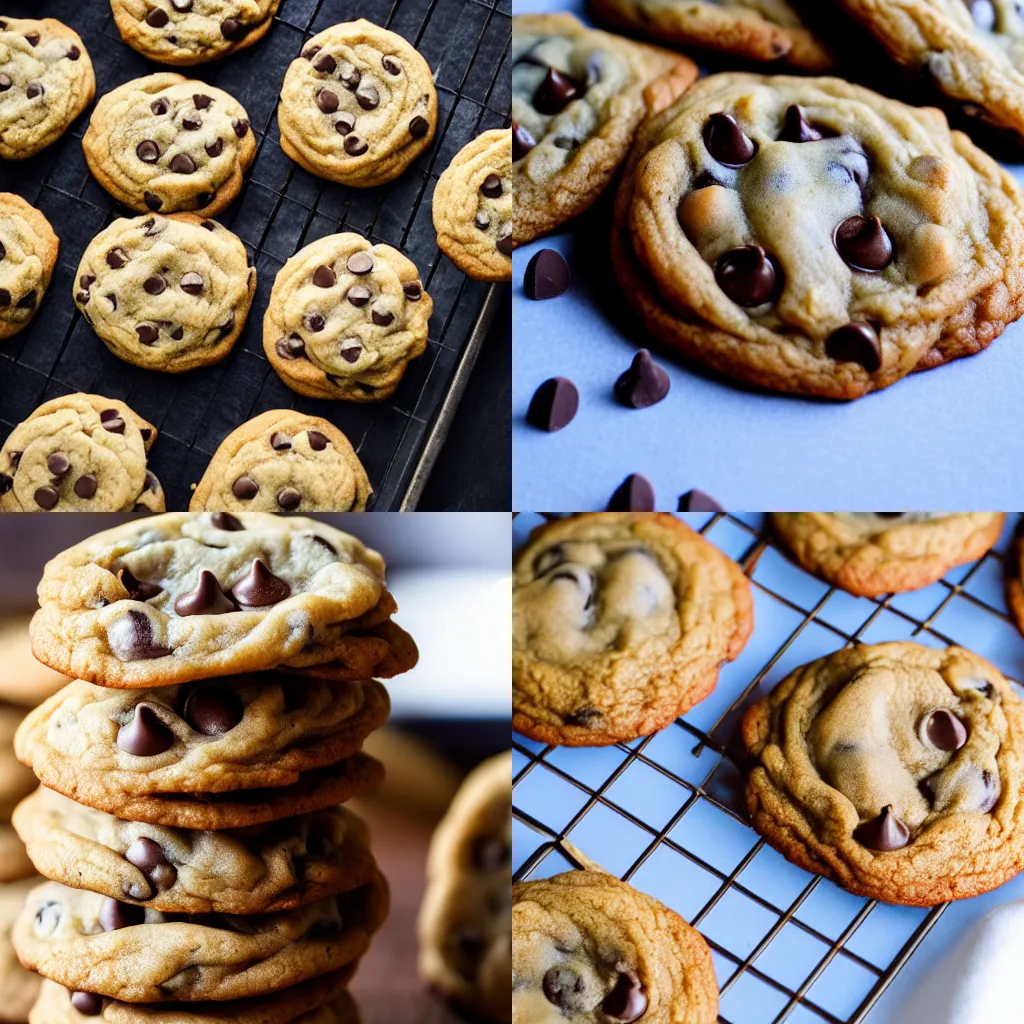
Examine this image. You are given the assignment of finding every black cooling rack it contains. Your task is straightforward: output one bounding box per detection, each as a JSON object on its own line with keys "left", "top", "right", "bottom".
{"left": 0, "top": 0, "right": 510, "bottom": 510}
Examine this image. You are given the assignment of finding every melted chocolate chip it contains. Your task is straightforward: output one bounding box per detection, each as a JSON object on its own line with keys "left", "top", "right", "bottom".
{"left": 67, "top": 45, "right": 81, "bottom": 60}
{"left": 101, "top": 409, "right": 126, "bottom": 433}
{"left": 144, "top": 275, "right": 167, "bottom": 296}
{"left": 347, "top": 284, "right": 371, "bottom": 306}
{"left": 779, "top": 104, "right": 827, "bottom": 143}
{"left": 313, "top": 53, "right": 337, "bottom": 74}
{"left": 834, "top": 215, "right": 894, "bottom": 272}
{"left": 527, "top": 376, "right": 578, "bottom": 432}
{"left": 602, "top": 969, "right": 648, "bottom": 1023}
{"left": 339, "top": 342, "right": 362, "bottom": 363}
{"left": 70, "top": 992, "right": 103, "bottom": 1015}
{"left": 305, "top": 312, "right": 326, "bottom": 332}
{"left": 316, "top": 88, "right": 339, "bottom": 114}
{"left": 480, "top": 173, "right": 503, "bottom": 198}
{"left": 607, "top": 473, "right": 655, "bottom": 512}
{"left": 34, "top": 486, "right": 58, "bottom": 510}
{"left": 313, "top": 265, "right": 336, "bottom": 288}
{"left": 144, "top": 192, "right": 163, "bottom": 211}
{"left": 0, "top": 474, "right": 11, "bottom": 496}
{"left": 106, "top": 248, "right": 129, "bottom": 270}
{"left": 184, "top": 684, "right": 244, "bottom": 735}
{"left": 118, "top": 567, "right": 163, "bottom": 601}
{"left": 715, "top": 245, "right": 778, "bottom": 306}
{"left": 109, "top": 610, "right": 173, "bottom": 661}
{"left": 383, "top": 55, "right": 401, "bottom": 75}
{"left": 74, "top": 475, "right": 98, "bottom": 499}
{"left": 170, "top": 153, "right": 197, "bottom": 174}
{"left": 99, "top": 898, "right": 146, "bottom": 931}
{"left": 307, "top": 430, "right": 328, "bottom": 451}
{"left": 614, "top": 349, "right": 670, "bottom": 409}
{"left": 117, "top": 703, "right": 174, "bottom": 756}
{"left": 193, "top": 94, "right": 212, "bottom": 110}
{"left": 334, "top": 112, "right": 355, "bottom": 136}
{"left": 703, "top": 112, "right": 757, "bottom": 166}
{"left": 347, "top": 252, "right": 373, "bottom": 275}
{"left": 125, "top": 837, "right": 177, "bottom": 895}
{"left": 180, "top": 272, "right": 204, "bottom": 295}
{"left": 233, "top": 119, "right": 250, "bottom": 138}
{"left": 136, "top": 140, "right": 160, "bottom": 163}
{"left": 344, "top": 134, "right": 368, "bottom": 155}
{"left": 221, "top": 17, "right": 246, "bottom": 40}
{"left": 853, "top": 806, "right": 910, "bottom": 851}
{"left": 205, "top": 138, "right": 224, "bottom": 158}
{"left": 356, "top": 86, "right": 379, "bottom": 111}
{"left": 512, "top": 121, "right": 535, "bottom": 161}
{"left": 145, "top": 8, "right": 169, "bottom": 27}
{"left": 277, "top": 487, "right": 302, "bottom": 510}
{"left": 533, "top": 67, "right": 584, "bottom": 116}
{"left": 270, "top": 431, "right": 292, "bottom": 451}
{"left": 825, "top": 322, "right": 882, "bottom": 372}
{"left": 0, "top": 75, "right": 9, "bottom": 93}
{"left": 181, "top": 114, "right": 202, "bottom": 130}
{"left": 231, "top": 559, "right": 291, "bottom": 607}
{"left": 340, "top": 64, "right": 361, "bottom": 90}
{"left": 211, "top": 512, "right": 243, "bottom": 530}
{"left": 136, "top": 324, "right": 159, "bottom": 345}
{"left": 403, "top": 280, "right": 423, "bottom": 301}
{"left": 277, "top": 335, "right": 306, "bottom": 360}
{"left": 26, "top": 83, "right": 43, "bottom": 100}
{"left": 47, "top": 452, "right": 70, "bottom": 477}
{"left": 922, "top": 708, "right": 968, "bottom": 751}
{"left": 232, "top": 475, "right": 259, "bottom": 500}
{"left": 371, "top": 307, "right": 394, "bottom": 327}
{"left": 175, "top": 569, "right": 234, "bottom": 616}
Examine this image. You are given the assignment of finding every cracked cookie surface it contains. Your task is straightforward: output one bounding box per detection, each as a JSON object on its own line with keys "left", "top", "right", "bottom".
{"left": 742, "top": 641, "right": 1024, "bottom": 905}
{"left": 513, "top": 513, "right": 753, "bottom": 746}
{"left": 190, "top": 410, "right": 372, "bottom": 512}
{"left": 0, "top": 192, "right": 58, "bottom": 341}
{"left": 263, "top": 233, "right": 431, "bottom": 403}
{"left": 612, "top": 72, "right": 1024, "bottom": 398}
{"left": 84, "top": 73, "right": 256, "bottom": 217}
{"left": 278, "top": 20, "right": 436, "bottom": 187}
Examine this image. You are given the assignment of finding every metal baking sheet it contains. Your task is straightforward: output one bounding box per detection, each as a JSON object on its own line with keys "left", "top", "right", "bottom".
{"left": 0, "top": 0, "right": 510, "bottom": 510}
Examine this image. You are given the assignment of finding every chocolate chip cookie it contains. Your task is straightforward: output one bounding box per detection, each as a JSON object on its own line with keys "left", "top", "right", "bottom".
{"left": 278, "top": 20, "right": 437, "bottom": 187}
{"left": 13, "top": 877, "right": 388, "bottom": 1003}
{"left": 0, "top": 618, "right": 68, "bottom": 708}
{"left": 0, "top": 17, "right": 95, "bottom": 160}
{"left": 612, "top": 73, "right": 1024, "bottom": 398}
{"left": 0, "top": 192, "right": 58, "bottom": 342}
{"left": 189, "top": 411, "right": 372, "bottom": 512}
{"left": 83, "top": 73, "right": 256, "bottom": 217}
{"left": 420, "top": 751, "right": 512, "bottom": 1023}
{"left": 0, "top": 877, "right": 41, "bottom": 1023}
{"left": 433, "top": 129, "right": 512, "bottom": 282}
{"left": 0, "top": 394, "right": 164, "bottom": 513}
{"left": 110, "top": 0, "right": 282, "bottom": 67}
{"left": 513, "top": 13, "right": 697, "bottom": 247}
{"left": 742, "top": 642, "right": 1024, "bottom": 905}
{"left": 263, "top": 233, "right": 432, "bottom": 403}
{"left": 513, "top": 513, "right": 753, "bottom": 747}
{"left": 0, "top": 824, "right": 32, "bottom": 883}
{"left": 29, "top": 512, "right": 417, "bottom": 688}
{"left": 513, "top": 869, "right": 719, "bottom": 1023}
{"left": 771, "top": 513, "right": 1006, "bottom": 596}
{"left": 0, "top": 705, "right": 35, "bottom": 821}
{"left": 14, "top": 786, "right": 380, "bottom": 916}
{"left": 75, "top": 213, "right": 255, "bottom": 373}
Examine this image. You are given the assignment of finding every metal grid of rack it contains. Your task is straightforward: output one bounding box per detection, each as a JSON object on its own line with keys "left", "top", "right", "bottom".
{"left": 0, "top": 0, "right": 510, "bottom": 509}
{"left": 512, "top": 512, "right": 1024, "bottom": 1024}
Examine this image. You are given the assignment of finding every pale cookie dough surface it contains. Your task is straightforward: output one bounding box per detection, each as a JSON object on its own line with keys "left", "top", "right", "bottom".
{"left": 0, "top": 877, "right": 41, "bottom": 1024}
{"left": 0, "top": 17, "right": 95, "bottom": 159}
{"left": 0, "top": 617, "right": 68, "bottom": 708}
{"left": 433, "top": 129, "right": 512, "bottom": 282}
{"left": 278, "top": 20, "right": 437, "bottom": 187}
{"left": 512, "top": 13, "right": 697, "bottom": 246}
{"left": 83, "top": 73, "right": 256, "bottom": 217}
{"left": 513, "top": 513, "right": 753, "bottom": 746}
{"left": 420, "top": 752, "right": 512, "bottom": 1024}
{"left": 0, "top": 193, "right": 58, "bottom": 341}
{"left": 513, "top": 870, "right": 718, "bottom": 1024}
{"left": 771, "top": 512, "right": 1005, "bottom": 596}
{"left": 189, "top": 410, "right": 372, "bottom": 512}
{"left": 111, "top": 0, "right": 282, "bottom": 67}
{"left": 612, "top": 72, "right": 1024, "bottom": 399}
{"left": 29, "top": 512, "right": 417, "bottom": 688}
{"left": 742, "top": 642, "right": 1024, "bottom": 905}
{"left": 13, "top": 878, "right": 388, "bottom": 1003}
{"left": 0, "top": 824, "right": 32, "bottom": 884}
{"left": 0, "top": 705, "right": 35, "bottom": 820}
{"left": 263, "top": 233, "right": 431, "bottom": 403}
{"left": 75, "top": 213, "right": 255, "bottom": 373}
{"left": 0, "top": 394, "right": 164, "bottom": 513}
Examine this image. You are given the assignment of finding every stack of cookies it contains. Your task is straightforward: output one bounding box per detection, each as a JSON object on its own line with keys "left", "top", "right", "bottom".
{"left": 8, "top": 513, "right": 419, "bottom": 1023}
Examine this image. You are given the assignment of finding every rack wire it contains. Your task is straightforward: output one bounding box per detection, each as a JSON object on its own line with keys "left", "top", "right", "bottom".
{"left": 0, "top": 0, "right": 510, "bottom": 509}
{"left": 512, "top": 512, "right": 1024, "bottom": 1024}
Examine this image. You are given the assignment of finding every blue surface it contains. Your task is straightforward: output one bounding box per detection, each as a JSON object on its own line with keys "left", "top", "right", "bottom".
{"left": 512, "top": 513, "right": 1024, "bottom": 1023}
{"left": 511, "top": 0, "right": 1024, "bottom": 509}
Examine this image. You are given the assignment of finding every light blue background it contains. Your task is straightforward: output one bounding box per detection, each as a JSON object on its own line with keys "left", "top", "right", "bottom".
{"left": 512, "top": 0, "right": 1024, "bottom": 510}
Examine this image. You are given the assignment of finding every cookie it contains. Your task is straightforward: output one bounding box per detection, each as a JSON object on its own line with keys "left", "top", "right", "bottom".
{"left": 433, "top": 129, "right": 512, "bottom": 282}
{"left": 0, "top": 617, "right": 68, "bottom": 708}
{"left": 74, "top": 213, "right": 255, "bottom": 373}
{"left": 771, "top": 512, "right": 1005, "bottom": 597}
{"left": 278, "top": 20, "right": 437, "bottom": 188}
{"left": 13, "top": 877, "right": 388, "bottom": 1003}
{"left": 612, "top": 72, "right": 1024, "bottom": 399}
{"left": 0, "top": 877, "right": 41, "bottom": 1024}
{"left": 0, "top": 394, "right": 164, "bottom": 513}
{"left": 29, "top": 512, "right": 417, "bottom": 688}
{"left": 263, "top": 233, "right": 431, "bottom": 403}
{"left": 0, "top": 17, "right": 95, "bottom": 160}
{"left": 512, "top": 13, "right": 697, "bottom": 247}
{"left": 420, "top": 751, "right": 512, "bottom": 1023}
{"left": 0, "top": 704, "right": 38, "bottom": 820}
{"left": 742, "top": 641, "right": 1024, "bottom": 905}
{"left": 83, "top": 73, "right": 256, "bottom": 217}
{"left": 189, "top": 411, "right": 372, "bottom": 512}
{"left": 0, "top": 193, "right": 58, "bottom": 342}
{"left": 513, "top": 512, "right": 753, "bottom": 746}
{"left": 110, "top": 0, "right": 282, "bottom": 67}
{"left": 512, "top": 869, "right": 719, "bottom": 1023}
{"left": 589, "top": 0, "right": 832, "bottom": 70}
{"left": 14, "top": 787, "right": 380, "bottom": 916}
{"left": 0, "top": 825, "right": 33, "bottom": 884}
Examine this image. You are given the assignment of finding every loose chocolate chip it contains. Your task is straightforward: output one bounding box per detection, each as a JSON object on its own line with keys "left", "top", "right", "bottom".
{"left": 180, "top": 272, "right": 204, "bottom": 295}
{"left": 277, "top": 487, "right": 302, "bottom": 510}
{"left": 533, "top": 67, "right": 584, "bottom": 116}
{"left": 382, "top": 55, "right": 401, "bottom": 75}
{"left": 305, "top": 312, "right": 326, "bottom": 332}
{"left": 409, "top": 115, "right": 430, "bottom": 139}
{"left": 340, "top": 64, "right": 361, "bottom": 90}
{"left": 347, "top": 284, "right": 371, "bottom": 306}
{"left": 193, "top": 94, "right": 212, "bottom": 110}
{"left": 511, "top": 121, "right": 535, "bottom": 162}
{"left": 185, "top": 684, "right": 244, "bottom": 734}
{"left": 854, "top": 806, "right": 910, "bottom": 851}
{"left": 144, "top": 192, "right": 163, "bottom": 212}
{"left": 356, "top": 86, "right": 379, "bottom": 111}
{"left": 146, "top": 8, "right": 169, "bottom": 27}
{"left": 182, "top": 114, "right": 202, "bottom": 131}
{"left": 151, "top": 99, "right": 169, "bottom": 115}
{"left": 0, "top": 474, "right": 11, "bottom": 495}
{"left": 922, "top": 708, "right": 968, "bottom": 751}
{"left": 347, "top": 251, "right": 373, "bottom": 275}
{"left": 0, "top": 290, "right": 9, "bottom": 307}
{"left": 307, "top": 430, "right": 328, "bottom": 451}
{"left": 834, "top": 215, "right": 894, "bottom": 272}
{"left": 334, "top": 112, "right": 355, "bottom": 135}
{"left": 232, "top": 475, "right": 259, "bottom": 500}
{"left": 314, "top": 53, "right": 337, "bottom": 74}
{"left": 715, "top": 245, "right": 778, "bottom": 306}
{"left": 221, "top": 18, "right": 246, "bottom": 40}
{"left": 117, "top": 703, "right": 174, "bottom": 756}
{"left": 543, "top": 966, "right": 584, "bottom": 1010}
{"left": 607, "top": 473, "right": 655, "bottom": 512}
{"left": 47, "top": 452, "right": 70, "bottom": 477}
{"left": 344, "top": 135, "right": 368, "bottom": 155}
{"left": 136, "top": 140, "right": 160, "bottom": 163}
{"left": 67, "top": 45, "right": 81, "bottom": 60}
{"left": 0, "top": 75, "right": 9, "bottom": 92}
{"left": 614, "top": 349, "right": 670, "bottom": 409}
{"left": 144, "top": 275, "right": 167, "bottom": 296}
{"left": 34, "top": 486, "right": 59, "bottom": 510}
{"left": 480, "top": 173, "right": 503, "bottom": 198}
{"left": 107, "top": 248, "right": 129, "bottom": 270}
{"left": 497, "top": 232, "right": 514, "bottom": 256}
{"left": 175, "top": 569, "right": 234, "bottom": 616}
{"left": 779, "top": 104, "right": 826, "bottom": 143}
{"left": 340, "top": 342, "right": 362, "bottom": 363}
{"left": 118, "top": 567, "right": 163, "bottom": 601}
{"left": 101, "top": 409, "right": 126, "bottom": 433}
{"left": 313, "top": 265, "right": 336, "bottom": 288}
{"left": 678, "top": 489, "right": 724, "bottom": 513}
{"left": 277, "top": 335, "right": 306, "bottom": 359}
{"left": 231, "top": 558, "right": 291, "bottom": 607}
{"left": 403, "top": 281, "right": 423, "bottom": 301}
{"left": 602, "top": 970, "right": 648, "bottom": 1023}
{"left": 70, "top": 992, "right": 103, "bottom": 1015}
{"left": 100, "top": 898, "right": 146, "bottom": 932}
{"left": 471, "top": 836, "right": 510, "bottom": 871}
{"left": 233, "top": 118, "right": 250, "bottom": 138}
{"left": 316, "top": 88, "right": 339, "bottom": 114}
{"left": 703, "top": 112, "right": 757, "bottom": 166}
{"left": 211, "top": 512, "right": 243, "bottom": 530}
{"left": 16, "top": 290, "right": 35, "bottom": 310}
{"left": 371, "top": 307, "right": 394, "bottom": 327}
{"left": 524, "top": 249, "right": 570, "bottom": 301}
{"left": 826, "top": 322, "right": 882, "bottom": 373}
{"left": 136, "top": 324, "right": 159, "bottom": 345}
{"left": 527, "top": 376, "right": 578, "bottom": 432}
{"left": 125, "top": 837, "right": 177, "bottom": 894}
{"left": 170, "top": 153, "right": 196, "bottom": 174}
{"left": 74, "top": 475, "right": 98, "bottom": 499}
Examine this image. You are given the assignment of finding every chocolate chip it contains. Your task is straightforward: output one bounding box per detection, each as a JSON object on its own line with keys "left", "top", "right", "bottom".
{"left": 0, "top": 75, "right": 9, "bottom": 93}
{"left": 111, "top": 610, "right": 173, "bottom": 663}
{"left": 316, "top": 88, "right": 339, "bottom": 114}
{"left": 231, "top": 558, "right": 291, "bottom": 607}
{"left": 34, "top": 486, "right": 59, "bottom": 510}
{"left": 512, "top": 121, "right": 535, "bottom": 161}
{"left": 382, "top": 55, "right": 401, "bottom": 75}
{"left": 471, "top": 836, "right": 510, "bottom": 871}
{"left": 217, "top": 313, "right": 235, "bottom": 340}
{"left": 307, "top": 430, "right": 328, "bottom": 451}
{"left": 314, "top": 53, "right": 336, "bottom": 74}
{"left": 347, "top": 284, "right": 371, "bottom": 306}
{"left": 334, "top": 112, "right": 355, "bottom": 135}
{"left": 67, "top": 45, "right": 81, "bottom": 60}
{"left": 70, "top": 992, "right": 103, "bottom": 1015}
{"left": 99, "top": 898, "right": 146, "bottom": 931}
{"left": 184, "top": 684, "right": 244, "bottom": 734}
{"left": 221, "top": 18, "right": 246, "bottom": 40}
{"left": 144, "top": 192, "right": 163, "bottom": 211}
{"left": 524, "top": 249, "right": 570, "bottom": 301}
{"left": 193, "top": 94, "right": 212, "bottom": 110}
{"left": 403, "top": 281, "right": 423, "bottom": 301}
{"left": 47, "top": 453, "right": 70, "bottom": 477}
{"left": 144, "top": 470, "right": 158, "bottom": 490}
{"left": 23, "top": 31, "right": 39, "bottom": 45}
{"left": 16, "top": 290, "right": 35, "bottom": 310}
{"left": 0, "top": 290, "right": 9, "bottom": 307}
{"left": 0, "top": 474, "right": 11, "bottom": 495}
{"left": 101, "top": 409, "right": 126, "bottom": 433}
{"left": 170, "top": 153, "right": 196, "bottom": 174}
{"left": 172, "top": 0, "right": 194, "bottom": 10}
{"left": 678, "top": 490, "right": 724, "bottom": 513}
{"left": 853, "top": 806, "right": 910, "bottom": 851}
{"left": 74, "top": 475, "right": 98, "bottom": 499}
{"left": 779, "top": 105, "right": 826, "bottom": 143}
{"left": 826, "top": 322, "right": 882, "bottom": 372}
{"left": 144, "top": 275, "right": 166, "bottom": 296}
{"left": 922, "top": 708, "right": 968, "bottom": 751}
{"left": 692, "top": 170, "right": 723, "bottom": 190}
{"left": 146, "top": 8, "right": 169, "bottom": 27}
{"left": 25, "top": 82, "right": 43, "bottom": 98}
{"left": 543, "top": 966, "right": 584, "bottom": 1011}
{"left": 834, "top": 215, "right": 894, "bottom": 272}
{"left": 980, "top": 769, "right": 1000, "bottom": 812}
{"left": 475, "top": 211, "right": 491, "bottom": 230}
{"left": 117, "top": 703, "right": 174, "bottom": 756}
{"left": 277, "top": 335, "right": 306, "bottom": 359}
{"left": 175, "top": 569, "right": 234, "bottom": 616}
{"left": 179, "top": 272, "right": 204, "bottom": 295}
{"left": 277, "top": 488, "right": 302, "bottom": 510}
{"left": 211, "top": 512, "right": 243, "bottom": 530}
{"left": 270, "top": 431, "right": 291, "bottom": 450}
{"left": 182, "top": 114, "right": 202, "bottom": 131}
{"left": 356, "top": 86, "right": 379, "bottom": 111}
{"left": 204, "top": 137, "right": 224, "bottom": 158}
{"left": 197, "top": 191, "right": 214, "bottom": 207}
{"left": 118, "top": 567, "right": 163, "bottom": 601}
{"left": 497, "top": 232, "right": 514, "bottom": 256}
{"left": 607, "top": 473, "right": 655, "bottom": 511}
{"left": 340, "top": 342, "right": 362, "bottom": 363}
{"left": 715, "top": 245, "right": 778, "bottom": 306}
{"left": 136, "top": 324, "right": 159, "bottom": 345}
{"left": 527, "top": 376, "right": 578, "bottom": 432}
{"left": 703, "top": 112, "right": 757, "bottom": 167}
{"left": 614, "top": 349, "right": 669, "bottom": 409}
{"left": 106, "top": 248, "right": 129, "bottom": 270}
{"left": 347, "top": 252, "right": 373, "bottom": 275}
{"left": 371, "top": 307, "right": 394, "bottom": 327}
{"left": 80, "top": 274, "right": 95, "bottom": 289}
{"left": 312, "top": 265, "right": 336, "bottom": 288}
{"left": 125, "top": 837, "right": 177, "bottom": 895}
{"left": 143, "top": 219, "right": 163, "bottom": 237}
{"left": 151, "top": 99, "right": 169, "bottom": 115}
{"left": 480, "top": 173, "right": 503, "bottom": 198}
{"left": 533, "top": 67, "right": 584, "bottom": 116}
{"left": 233, "top": 119, "right": 250, "bottom": 138}
{"left": 409, "top": 116, "right": 430, "bottom": 139}
{"left": 344, "top": 135, "right": 368, "bottom": 155}
{"left": 340, "top": 64, "right": 361, "bottom": 90}
{"left": 136, "top": 140, "right": 160, "bottom": 163}
{"left": 602, "top": 969, "right": 648, "bottom": 1022}
{"left": 232, "top": 475, "right": 258, "bottom": 500}
{"left": 301, "top": 45, "right": 321, "bottom": 60}
{"left": 305, "top": 312, "right": 326, "bottom": 332}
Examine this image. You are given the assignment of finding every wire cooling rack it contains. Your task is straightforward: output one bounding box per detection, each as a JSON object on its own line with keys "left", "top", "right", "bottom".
{"left": 512, "top": 511, "right": 1024, "bottom": 1024}
{"left": 0, "top": 0, "right": 510, "bottom": 510}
